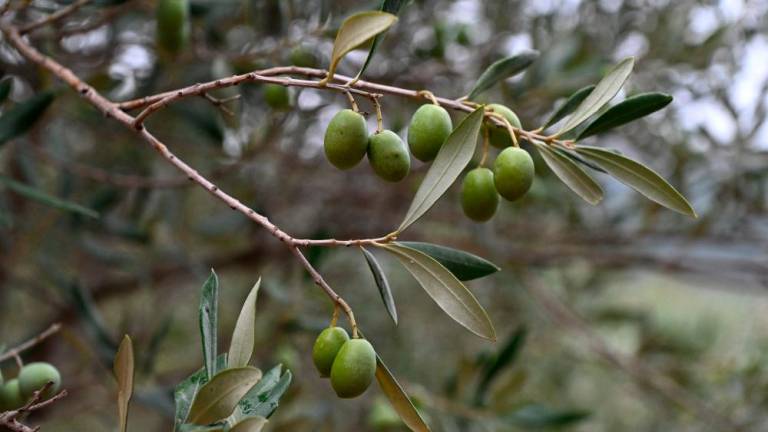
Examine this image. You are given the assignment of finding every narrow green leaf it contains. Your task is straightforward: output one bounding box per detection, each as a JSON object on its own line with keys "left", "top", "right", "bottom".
{"left": 397, "top": 242, "right": 499, "bottom": 281}
{"left": 0, "top": 175, "right": 99, "bottom": 218}
{"left": 375, "top": 354, "right": 431, "bottom": 432}
{"left": 199, "top": 270, "right": 219, "bottom": 380}
{"left": 323, "top": 11, "right": 398, "bottom": 83}
{"left": 398, "top": 107, "right": 485, "bottom": 232}
{"left": 552, "top": 144, "right": 607, "bottom": 173}
{"left": 475, "top": 326, "right": 526, "bottom": 404}
{"left": 542, "top": 85, "right": 595, "bottom": 129}
{"left": 228, "top": 279, "right": 261, "bottom": 368}
{"left": 174, "top": 355, "right": 228, "bottom": 428}
{"left": 361, "top": 247, "right": 398, "bottom": 325}
{"left": 532, "top": 141, "right": 603, "bottom": 205}
{"left": 505, "top": 404, "right": 590, "bottom": 429}
{"left": 575, "top": 146, "right": 696, "bottom": 217}
{"left": 237, "top": 368, "right": 292, "bottom": 419}
{"left": 354, "top": 0, "right": 408, "bottom": 80}
{"left": 229, "top": 417, "right": 268, "bottom": 432}
{"left": 576, "top": 92, "right": 673, "bottom": 139}
{"left": 557, "top": 57, "right": 634, "bottom": 135}
{"left": 114, "top": 335, "right": 134, "bottom": 432}
{"left": 379, "top": 243, "right": 496, "bottom": 340}
{"left": 0, "top": 78, "right": 12, "bottom": 104}
{"left": 0, "top": 91, "right": 54, "bottom": 146}
{"left": 467, "top": 50, "right": 539, "bottom": 99}
{"left": 187, "top": 367, "right": 263, "bottom": 425}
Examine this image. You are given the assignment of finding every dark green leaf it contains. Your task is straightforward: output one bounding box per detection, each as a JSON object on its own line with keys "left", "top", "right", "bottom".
{"left": 0, "top": 78, "right": 12, "bottom": 104}
{"left": 361, "top": 247, "right": 398, "bottom": 325}
{"left": 236, "top": 368, "right": 292, "bottom": 419}
{"left": 475, "top": 326, "right": 526, "bottom": 404}
{"left": 199, "top": 270, "right": 219, "bottom": 380}
{"left": 542, "top": 85, "right": 595, "bottom": 129}
{"left": 375, "top": 354, "right": 431, "bottom": 432}
{"left": 398, "top": 107, "right": 485, "bottom": 232}
{"left": 354, "top": 0, "right": 409, "bottom": 81}
{"left": 505, "top": 404, "right": 590, "bottom": 429}
{"left": 467, "top": 50, "right": 540, "bottom": 99}
{"left": 557, "top": 57, "right": 634, "bottom": 135}
{"left": 576, "top": 92, "right": 673, "bottom": 139}
{"left": 532, "top": 141, "right": 603, "bottom": 205}
{"left": 397, "top": 242, "right": 499, "bottom": 281}
{"left": 575, "top": 146, "right": 697, "bottom": 217}
{"left": 551, "top": 144, "right": 607, "bottom": 173}
{"left": 0, "top": 91, "right": 54, "bottom": 146}
{"left": 0, "top": 175, "right": 99, "bottom": 218}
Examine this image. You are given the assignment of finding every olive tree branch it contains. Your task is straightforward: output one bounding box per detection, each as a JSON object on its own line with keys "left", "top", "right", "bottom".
{"left": 0, "top": 323, "right": 61, "bottom": 363}
{"left": 17, "top": 0, "right": 90, "bottom": 34}
{"left": 0, "top": 382, "right": 68, "bottom": 432}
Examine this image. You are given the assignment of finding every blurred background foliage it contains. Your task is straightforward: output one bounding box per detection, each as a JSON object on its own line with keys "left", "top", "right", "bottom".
{"left": 1, "top": 0, "right": 767, "bottom": 431}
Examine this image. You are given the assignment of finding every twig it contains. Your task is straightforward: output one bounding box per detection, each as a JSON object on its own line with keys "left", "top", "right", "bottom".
{"left": 0, "top": 382, "right": 68, "bottom": 432}
{"left": 18, "top": 0, "right": 90, "bottom": 34}
{"left": 0, "top": 323, "right": 62, "bottom": 362}
{"left": 201, "top": 92, "right": 238, "bottom": 116}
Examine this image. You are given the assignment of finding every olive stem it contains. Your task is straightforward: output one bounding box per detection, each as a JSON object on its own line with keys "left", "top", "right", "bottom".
{"left": 479, "top": 126, "right": 490, "bottom": 167}
{"left": 373, "top": 96, "right": 384, "bottom": 133}
{"left": 485, "top": 111, "right": 520, "bottom": 148}
{"left": 330, "top": 304, "right": 340, "bottom": 327}
{"left": 344, "top": 90, "right": 359, "bottom": 112}
{"left": 417, "top": 90, "right": 440, "bottom": 106}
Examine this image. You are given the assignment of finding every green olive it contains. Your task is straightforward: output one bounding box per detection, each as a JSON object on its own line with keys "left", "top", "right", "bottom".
{"left": 324, "top": 109, "right": 369, "bottom": 170}
{"left": 493, "top": 147, "right": 534, "bottom": 201}
{"left": 156, "top": 0, "right": 189, "bottom": 55}
{"left": 483, "top": 104, "right": 521, "bottom": 149}
{"left": 263, "top": 84, "right": 291, "bottom": 110}
{"left": 407, "top": 104, "right": 453, "bottom": 162}
{"left": 367, "top": 130, "right": 410, "bottom": 182}
{"left": 312, "top": 327, "right": 350, "bottom": 378}
{"left": 290, "top": 47, "right": 318, "bottom": 68}
{"left": 18, "top": 362, "right": 61, "bottom": 400}
{"left": 461, "top": 167, "right": 499, "bottom": 222}
{"left": 330, "top": 339, "right": 376, "bottom": 398}
{"left": 0, "top": 379, "right": 25, "bottom": 411}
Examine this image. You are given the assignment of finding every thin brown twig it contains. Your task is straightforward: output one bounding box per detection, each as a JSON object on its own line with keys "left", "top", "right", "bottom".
{"left": 0, "top": 382, "right": 68, "bottom": 432}
{"left": 0, "top": 323, "right": 62, "bottom": 362}
{"left": 18, "top": 0, "right": 90, "bottom": 34}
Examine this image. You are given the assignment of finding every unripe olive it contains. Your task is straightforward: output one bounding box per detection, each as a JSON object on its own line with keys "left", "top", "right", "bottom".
{"left": 483, "top": 104, "right": 521, "bottom": 149}
{"left": 18, "top": 362, "right": 61, "bottom": 400}
{"left": 367, "top": 130, "right": 410, "bottom": 182}
{"left": 330, "top": 339, "right": 376, "bottom": 398}
{"left": 290, "top": 47, "right": 318, "bottom": 68}
{"left": 324, "top": 109, "right": 369, "bottom": 170}
{"left": 263, "top": 84, "right": 291, "bottom": 110}
{"left": 407, "top": 104, "right": 453, "bottom": 162}
{"left": 0, "top": 379, "right": 25, "bottom": 411}
{"left": 461, "top": 167, "right": 499, "bottom": 222}
{"left": 493, "top": 147, "right": 534, "bottom": 201}
{"left": 156, "top": 0, "right": 189, "bottom": 55}
{"left": 312, "top": 327, "right": 350, "bottom": 378}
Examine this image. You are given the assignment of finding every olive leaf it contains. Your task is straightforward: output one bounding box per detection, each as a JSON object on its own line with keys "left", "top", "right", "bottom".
{"left": 229, "top": 417, "right": 268, "bottom": 432}
{"left": 397, "top": 107, "right": 485, "bottom": 232}
{"left": 375, "top": 354, "right": 431, "bottom": 432}
{"left": 467, "top": 50, "right": 540, "bottom": 99}
{"left": 228, "top": 279, "right": 261, "bottom": 368}
{"left": 354, "top": 0, "right": 409, "bottom": 81}
{"left": 397, "top": 241, "right": 500, "bottom": 281}
{"left": 234, "top": 366, "right": 292, "bottom": 419}
{"left": 187, "top": 367, "right": 263, "bottom": 425}
{"left": 505, "top": 404, "right": 590, "bottom": 429}
{"left": 475, "top": 326, "right": 526, "bottom": 404}
{"left": 199, "top": 270, "right": 219, "bottom": 380}
{"left": 0, "top": 91, "right": 54, "bottom": 146}
{"left": 361, "top": 247, "right": 398, "bottom": 325}
{"left": 379, "top": 243, "right": 496, "bottom": 340}
{"left": 322, "top": 11, "right": 398, "bottom": 84}
{"left": 0, "top": 175, "right": 99, "bottom": 218}
{"left": 542, "top": 85, "right": 595, "bottom": 129}
{"left": 576, "top": 92, "right": 673, "bottom": 140}
{"left": 557, "top": 57, "right": 634, "bottom": 135}
{"left": 113, "top": 335, "right": 134, "bottom": 432}
{"left": 575, "top": 146, "right": 696, "bottom": 217}
{"left": 174, "top": 355, "right": 228, "bottom": 428}
{"left": 531, "top": 141, "right": 603, "bottom": 205}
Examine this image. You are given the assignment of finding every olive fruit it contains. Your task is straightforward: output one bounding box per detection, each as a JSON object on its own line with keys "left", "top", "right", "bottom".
{"left": 156, "top": 0, "right": 189, "bottom": 55}
{"left": 407, "top": 104, "right": 453, "bottom": 162}
{"left": 0, "top": 379, "right": 25, "bottom": 411}
{"left": 461, "top": 167, "right": 499, "bottom": 222}
{"left": 263, "top": 84, "right": 291, "bottom": 110}
{"left": 493, "top": 147, "right": 534, "bottom": 201}
{"left": 290, "top": 47, "right": 318, "bottom": 68}
{"left": 18, "top": 362, "right": 61, "bottom": 400}
{"left": 484, "top": 104, "right": 521, "bottom": 148}
{"left": 324, "top": 109, "right": 369, "bottom": 170}
{"left": 330, "top": 339, "right": 376, "bottom": 398}
{"left": 312, "top": 326, "right": 350, "bottom": 377}
{"left": 367, "top": 130, "right": 410, "bottom": 182}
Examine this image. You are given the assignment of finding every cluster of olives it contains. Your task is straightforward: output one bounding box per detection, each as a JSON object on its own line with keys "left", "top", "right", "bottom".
{"left": 312, "top": 327, "right": 376, "bottom": 398}
{"left": 0, "top": 362, "right": 61, "bottom": 411}
{"left": 322, "top": 102, "right": 534, "bottom": 222}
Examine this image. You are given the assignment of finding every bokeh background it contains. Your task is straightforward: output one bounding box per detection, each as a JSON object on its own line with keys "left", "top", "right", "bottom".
{"left": 2, "top": 0, "right": 768, "bottom": 431}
